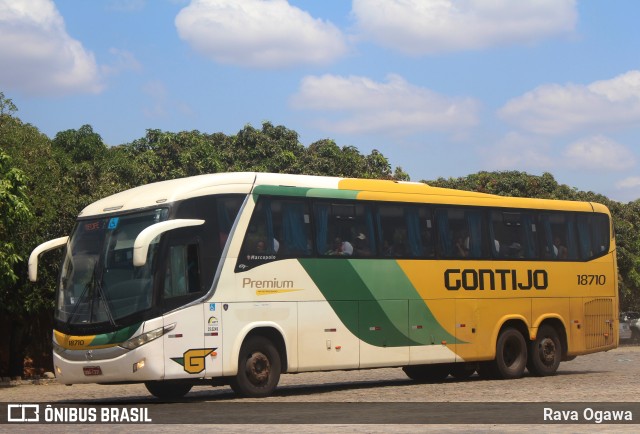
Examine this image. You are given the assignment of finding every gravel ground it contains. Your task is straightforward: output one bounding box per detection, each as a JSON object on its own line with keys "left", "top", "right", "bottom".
{"left": 2, "top": 346, "right": 639, "bottom": 432}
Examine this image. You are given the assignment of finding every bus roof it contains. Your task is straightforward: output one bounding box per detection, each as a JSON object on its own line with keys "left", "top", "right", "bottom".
{"left": 79, "top": 172, "right": 604, "bottom": 217}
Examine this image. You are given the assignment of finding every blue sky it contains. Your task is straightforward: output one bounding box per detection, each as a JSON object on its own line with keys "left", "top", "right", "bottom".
{"left": 1, "top": 0, "right": 640, "bottom": 202}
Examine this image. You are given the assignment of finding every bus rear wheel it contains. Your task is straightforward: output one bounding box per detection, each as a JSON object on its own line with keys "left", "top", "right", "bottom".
{"left": 493, "top": 327, "right": 528, "bottom": 379}
{"left": 230, "top": 335, "right": 281, "bottom": 398}
{"left": 527, "top": 324, "right": 561, "bottom": 376}
{"left": 144, "top": 381, "right": 192, "bottom": 400}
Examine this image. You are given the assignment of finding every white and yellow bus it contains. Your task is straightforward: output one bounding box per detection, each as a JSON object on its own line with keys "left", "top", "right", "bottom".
{"left": 29, "top": 172, "right": 618, "bottom": 398}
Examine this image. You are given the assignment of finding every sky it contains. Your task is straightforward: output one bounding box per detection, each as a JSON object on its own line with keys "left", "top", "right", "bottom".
{"left": 1, "top": 0, "right": 640, "bottom": 202}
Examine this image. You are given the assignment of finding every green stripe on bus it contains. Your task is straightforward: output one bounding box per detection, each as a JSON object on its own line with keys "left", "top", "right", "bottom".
{"left": 252, "top": 185, "right": 359, "bottom": 199}
{"left": 88, "top": 322, "right": 142, "bottom": 347}
{"left": 298, "top": 259, "right": 459, "bottom": 347}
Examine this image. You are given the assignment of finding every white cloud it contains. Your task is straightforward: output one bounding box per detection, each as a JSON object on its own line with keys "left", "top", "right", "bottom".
{"left": 352, "top": 0, "right": 576, "bottom": 55}
{"left": 175, "top": 0, "right": 347, "bottom": 68}
{"left": 0, "top": 0, "right": 103, "bottom": 95}
{"left": 290, "top": 73, "right": 479, "bottom": 135}
{"left": 102, "top": 48, "right": 143, "bottom": 76}
{"left": 563, "top": 135, "right": 636, "bottom": 170}
{"left": 616, "top": 177, "right": 640, "bottom": 189}
{"left": 482, "top": 132, "right": 554, "bottom": 170}
{"left": 499, "top": 70, "right": 640, "bottom": 135}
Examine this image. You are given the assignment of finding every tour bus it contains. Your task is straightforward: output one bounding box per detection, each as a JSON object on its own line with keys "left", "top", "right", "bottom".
{"left": 29, "top": 172, "right": 618, "bottom": 399}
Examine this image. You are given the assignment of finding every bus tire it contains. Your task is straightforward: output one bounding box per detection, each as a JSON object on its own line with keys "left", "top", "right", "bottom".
{"left": 144, "top": 381, "right": 192, "bottom": 400}
{"left": 402, "top": 364, "right": 449, "bottom": 382}
{"left": 494, "top": 327, "right": 527, "bottom": 379}
{"left": 449, "top": 362, "right": 477, "bottom": 380}
{"left": 230, "top": 335, "right": 281, "bottom": 398}
{"left": 527, "top": 324, "right": 561, "bottom": 376}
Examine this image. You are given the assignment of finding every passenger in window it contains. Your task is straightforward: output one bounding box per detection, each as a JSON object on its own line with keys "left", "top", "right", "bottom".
{"left": 554, "top": 236, "right": 568, "bottom": 259}
{"left": 383, "top": 239, "right": 404, "bottom": 257}
{"left": 455, "top": 232, "right": 469, "bottom": 258}
{"left": 326, "top": 237, "right": 353, "bottom": 256}
{"left": 255, "top": 239, "right": 279, "bottom": 254}
{"left": 353, "top": 233, "right": 372, "bottom": 256}
{"left": 507, "top": 241, "right": 522, "bottom": 258}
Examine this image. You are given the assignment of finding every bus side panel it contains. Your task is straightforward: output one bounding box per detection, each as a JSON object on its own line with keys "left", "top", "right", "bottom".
{"left": 220, "top": 301, "right": 298, "bottom": 377}
{"left": 204, "top": 302, "right": 223, "bottom": 378}
{"left": 162, "top": 304, "right": 205, "bottom": 380}
{"left": 359, "top": 300, "right": 410, "bottom": 368}
{"left": 297, "top": 301, "right": 359, "bottom": 371}
{"left": 531, "top": 296, "right": 570, "bottom": 340}
{"left": 454, "top": 299, "right": 479, "bottom": 362}
{"left": 409, "top": 299, "right": 457, "bottom": 364}
{"left": 463, "top": 298, "right": 532, "bottom": 361}
{"left": 569, "top": 298, "right": 585, "bottom": 354}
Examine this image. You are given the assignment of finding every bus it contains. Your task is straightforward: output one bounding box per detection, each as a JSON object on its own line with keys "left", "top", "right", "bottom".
{"left": 28, "top": 172, "right": 618, "bottom": 399}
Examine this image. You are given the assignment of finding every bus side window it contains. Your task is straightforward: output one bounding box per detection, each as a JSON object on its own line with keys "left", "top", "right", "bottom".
{"left": 577, "top": 213, "right": 610, "bottom": 260}
{"left": 436, "top": 208, "right": 485, "bottom": 259}
{"left": 491, "top": 211, "right": 538, "bottom": 259}
{"left": 540, "top": 213, "right": 578, "bottom": 260}
{"left": 314, "top": 201, "right": 376, "bottom": 257}
{"left": 164, "top": 243, "right": 201, "bottom": 298}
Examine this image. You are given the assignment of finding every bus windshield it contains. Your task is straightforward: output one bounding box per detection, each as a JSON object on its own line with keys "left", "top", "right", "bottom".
{"left": 56, "top": 209, "right": 168, "bottom": 327}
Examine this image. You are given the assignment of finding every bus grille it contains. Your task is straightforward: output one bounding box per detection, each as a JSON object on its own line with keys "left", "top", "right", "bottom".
{"left": 584, "top": 298, "right": 614, "bottom": 350}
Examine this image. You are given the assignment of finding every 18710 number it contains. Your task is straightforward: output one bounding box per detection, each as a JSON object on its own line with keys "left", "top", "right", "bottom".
{"left": 577, "top": 274, "right": 606, "bottom": 285}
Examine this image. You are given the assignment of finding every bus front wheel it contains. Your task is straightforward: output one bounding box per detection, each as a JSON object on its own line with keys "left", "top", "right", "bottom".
{"left": 527, "top": 324, "right": 561, "bottom": 376}
{"left": 230, "top": 335, "right": 281, "bottom": 398}
{"left": 494, "top": 327, "right": 528, "bottom": 379}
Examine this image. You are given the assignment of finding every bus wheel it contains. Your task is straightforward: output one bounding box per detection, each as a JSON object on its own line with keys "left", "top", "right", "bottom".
{"left": 527, "top": 324, "right": 561, "bottom": 376}
{"left": 494, "top": 327, "right": 527, "bottom": 379}
{"left": 402, "top": 364, "right": 449, "bottom": 382}
{"left": 450, "top": 363, "right": 477, "bottom": 380}
{"left": 230, "top": 335, "right": 281, "bottom": 398}
{"left": 144, "top": 381, "right": 192, "bottom": 400}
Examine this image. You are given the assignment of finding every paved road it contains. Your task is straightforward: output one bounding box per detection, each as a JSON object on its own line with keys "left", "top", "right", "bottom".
{"left": 2, "top": 346, "right": 639, "bottom": 432}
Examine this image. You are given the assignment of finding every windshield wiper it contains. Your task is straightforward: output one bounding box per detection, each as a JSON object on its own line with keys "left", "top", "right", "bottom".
{"left": 67, "top": 260, "right": 117, "bottom": 327}
{"left": 95, "top": 277, "right": 117, "bottom": 327}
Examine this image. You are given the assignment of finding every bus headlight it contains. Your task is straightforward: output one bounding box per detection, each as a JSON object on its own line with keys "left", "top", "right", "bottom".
{"left": 120, "top": 323, "right": 176, "bottom": 350}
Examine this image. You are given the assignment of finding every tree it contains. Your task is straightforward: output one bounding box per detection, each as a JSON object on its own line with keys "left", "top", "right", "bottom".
{"left": 0, "top": 151, "right": 32, "bottom": 294}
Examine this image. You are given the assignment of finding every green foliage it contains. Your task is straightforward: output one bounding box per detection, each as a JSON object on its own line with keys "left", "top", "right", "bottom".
{"left": 0, "top": 151, "right": 32, "bottom": 289}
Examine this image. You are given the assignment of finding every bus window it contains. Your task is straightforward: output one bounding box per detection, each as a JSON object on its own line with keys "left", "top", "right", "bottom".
{"left": 174, "top": 195, "right": 244, "bottom": 290}
{"left": 314, "top": 201, "right": 376, "bottom": 257}
{"left": 436, "top": 208, "right": 485, "bottom": 259}
{"left": 239, "top": 197, "right": 312, "bottom": 270}
{"left": 577, "top": 213, "right": 610, "bottom": 260}
{"left": 378, "top": 205, "right": 433, "bottom": 258}
{"left": 490, "top": 211, "right": 538, "bottom": 259}
{"left": 280, "top": 198, "right": 311, "bottom": 256}
{"left": 217, "top": 196, "right": 244, "bottom": 250}
{"left": 164, "top": 243, "right": 201, "bottom": 299}
{"left": 540, "top": 213, "right": 578, "bottom": 260}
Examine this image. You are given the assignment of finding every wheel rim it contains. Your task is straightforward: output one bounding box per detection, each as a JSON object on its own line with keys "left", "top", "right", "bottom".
{"left": 245, "top": 352, "right": 270, "bottom": 386}
{"left": 538, "top": 337, "right": 557, "bottom": 366}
